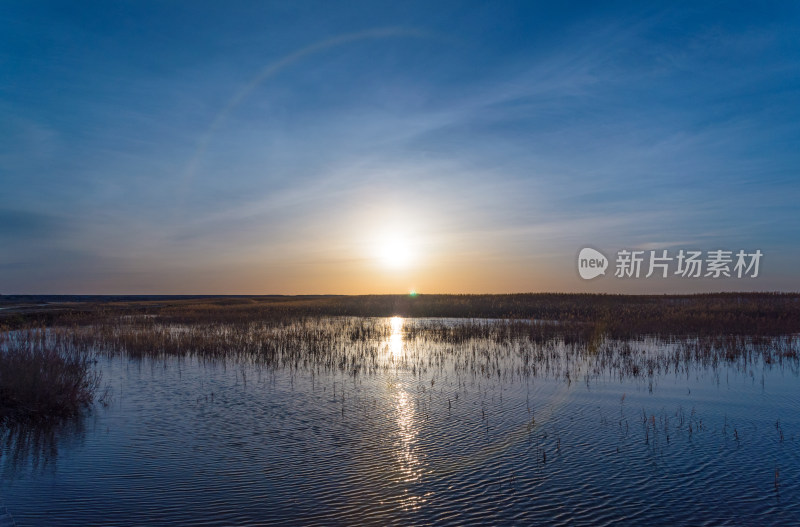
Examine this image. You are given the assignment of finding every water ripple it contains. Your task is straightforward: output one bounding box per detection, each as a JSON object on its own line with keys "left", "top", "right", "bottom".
{"left": 1, "top": 318, "right": 798, "bottom": 525}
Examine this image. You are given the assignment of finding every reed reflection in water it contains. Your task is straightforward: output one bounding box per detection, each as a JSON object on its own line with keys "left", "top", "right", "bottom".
{"left": 1, "top": 416, "right": 86, "bottom": 477}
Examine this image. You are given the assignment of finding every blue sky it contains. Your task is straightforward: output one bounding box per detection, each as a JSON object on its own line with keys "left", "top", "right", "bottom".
{"left": 1, "top": 1, "right": 799, "bottom": 293}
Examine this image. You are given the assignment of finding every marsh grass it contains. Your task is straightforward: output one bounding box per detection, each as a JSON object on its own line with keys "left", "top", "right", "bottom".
{"left": 1, "top": 294, "right": 798, "bottom": 422}
{"left": 10, "top": 316, "right": 797, "bottom": 386}
{"left": 0, "top": 332, "right": 101, "bottom": 423}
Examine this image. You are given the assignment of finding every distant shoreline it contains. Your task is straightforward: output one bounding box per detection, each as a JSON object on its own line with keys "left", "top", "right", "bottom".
{"left": 2, "top": 292, "right": 799, "bottom": 337}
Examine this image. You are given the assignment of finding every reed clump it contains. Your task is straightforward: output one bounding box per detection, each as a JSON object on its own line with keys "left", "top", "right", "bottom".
{"left": 0, "top": 331, "right": 101, "bottom": 423}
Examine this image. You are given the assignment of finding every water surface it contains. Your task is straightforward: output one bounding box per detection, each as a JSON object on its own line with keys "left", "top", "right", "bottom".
{"left": 1, "top": 317, "right": 798, "bottom": 525}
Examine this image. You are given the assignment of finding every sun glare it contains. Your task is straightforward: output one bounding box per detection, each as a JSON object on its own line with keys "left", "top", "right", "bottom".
{"left": 378, "top": 235, "right": 414, "bottom": 270}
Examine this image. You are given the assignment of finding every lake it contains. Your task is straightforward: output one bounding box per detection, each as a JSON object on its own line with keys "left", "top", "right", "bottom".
{"left": 1, "top": 317, "right": 798, "bottom": 525}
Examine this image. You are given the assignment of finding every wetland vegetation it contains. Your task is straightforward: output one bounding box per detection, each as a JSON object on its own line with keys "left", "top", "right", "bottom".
{"left": 1, "top": 293, "right": 799, "bottom": 525}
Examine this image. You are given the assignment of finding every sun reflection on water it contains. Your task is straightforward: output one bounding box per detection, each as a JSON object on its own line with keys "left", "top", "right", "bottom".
{"left": 382, "top": 316, "right": 425, "bottom": 510}
{"left": 395, "top": 387, "right": 422, "bottom": 484}
{"left": 388, "top": 316, "right": 404, "bottom": 359}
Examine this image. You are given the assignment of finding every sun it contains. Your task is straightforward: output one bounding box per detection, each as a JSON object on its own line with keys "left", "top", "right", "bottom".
{"left": 366, "top": 219, "right": 422, "bottom": 272}
{"left": 379, "top": 236, "right": 414, "bottom": 269}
